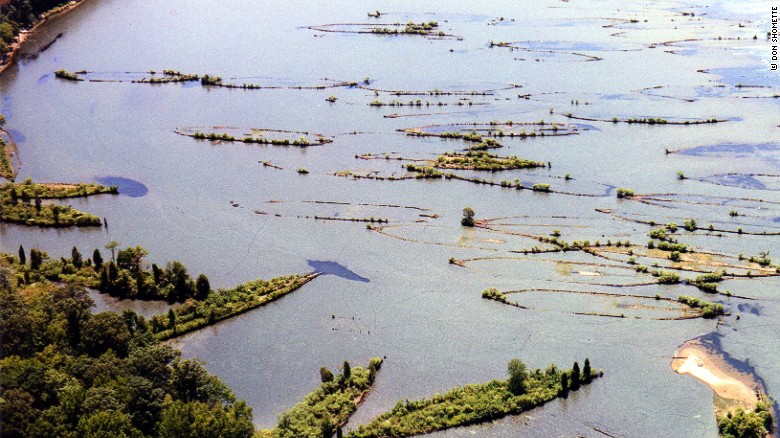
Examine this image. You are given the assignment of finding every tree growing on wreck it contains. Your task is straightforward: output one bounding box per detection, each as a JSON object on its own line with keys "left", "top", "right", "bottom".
{"left": 461, "top": 207, "right": 475, "bottom": 227}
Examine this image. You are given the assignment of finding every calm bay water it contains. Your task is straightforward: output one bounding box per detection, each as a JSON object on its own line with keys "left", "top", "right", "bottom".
{"left": 1, "top": 0, "right": 778, "bottom": 435}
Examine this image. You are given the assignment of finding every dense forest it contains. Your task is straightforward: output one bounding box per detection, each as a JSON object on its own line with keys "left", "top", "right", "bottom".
{"left": 1, "top": 0, "right": 75, "bottom": 55}
{"left": 0, "top": 258, "right": 256, "bottom": 437}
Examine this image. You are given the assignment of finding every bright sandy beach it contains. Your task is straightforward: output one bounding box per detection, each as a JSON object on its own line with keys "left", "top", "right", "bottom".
{"left": 671, "top": 340, "right": 763, "bottom": 414}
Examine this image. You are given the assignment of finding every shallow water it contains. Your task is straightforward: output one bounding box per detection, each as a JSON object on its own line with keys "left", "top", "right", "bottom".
{"left": 1, "top": 0, "right": 779, "bottom": 435}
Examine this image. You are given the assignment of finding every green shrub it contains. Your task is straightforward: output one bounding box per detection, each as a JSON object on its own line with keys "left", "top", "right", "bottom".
{"left": 0, "top": 181, "right": 115, "bottom": 228}
{"left": 263, "top": 358, "right": 383, "bottom": 437}
{"left": 648, "top": 228, "right": 668, "bottom": 241}
{"left": 348, "top": 359, "right": 599, "bottom": 438}
{"left": 652, "top": 270, "right": 680, "bottom": 284}
{"left": 461, "top": 207, "right": 475, "bottom": 227}
{"left": 481, "top": 288, "right": 508, "bottom": 303}
{"left": 678, "top": 295, "right": 724, "bottom": 318}
{"left": 656, "top": 242, "right": 688, "bottom": 253}
{"left": 616, "top": 188, "right": 634, "bottom": 198}
{"left": 200, "top": 74, "right": 222, "bottom": 85}
{"left": 717, "top": 403, "right": 772, "bottom": 438}
{"left": 54, "top": 69, "right": 81, "bottom": 81}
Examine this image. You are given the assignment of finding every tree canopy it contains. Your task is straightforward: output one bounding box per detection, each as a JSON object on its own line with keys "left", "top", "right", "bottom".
{"left": 461, "top": 207, "right": 475, "bottom": 227}
{"left": 0, "top": 259, "right": 255, "bottom": 438}
{"left": 507, "top": 358, "right": 528, "bottom": 395}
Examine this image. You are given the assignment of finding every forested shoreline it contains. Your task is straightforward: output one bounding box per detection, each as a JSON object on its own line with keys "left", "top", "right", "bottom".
{"left": 1, "top": 0, "right": 84, "bottom": 69}
{"left": 0, "top": 257, "right": 257, "bottom": 437}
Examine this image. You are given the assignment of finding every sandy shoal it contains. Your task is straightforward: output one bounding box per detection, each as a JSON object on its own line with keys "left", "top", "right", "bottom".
{"left": 671, "top": 341, "right": 759, "bottom": 407}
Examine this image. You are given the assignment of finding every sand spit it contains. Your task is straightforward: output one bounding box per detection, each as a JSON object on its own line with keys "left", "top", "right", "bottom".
{"left": 671, "top": 339, "right": 765, "bottom": 416}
